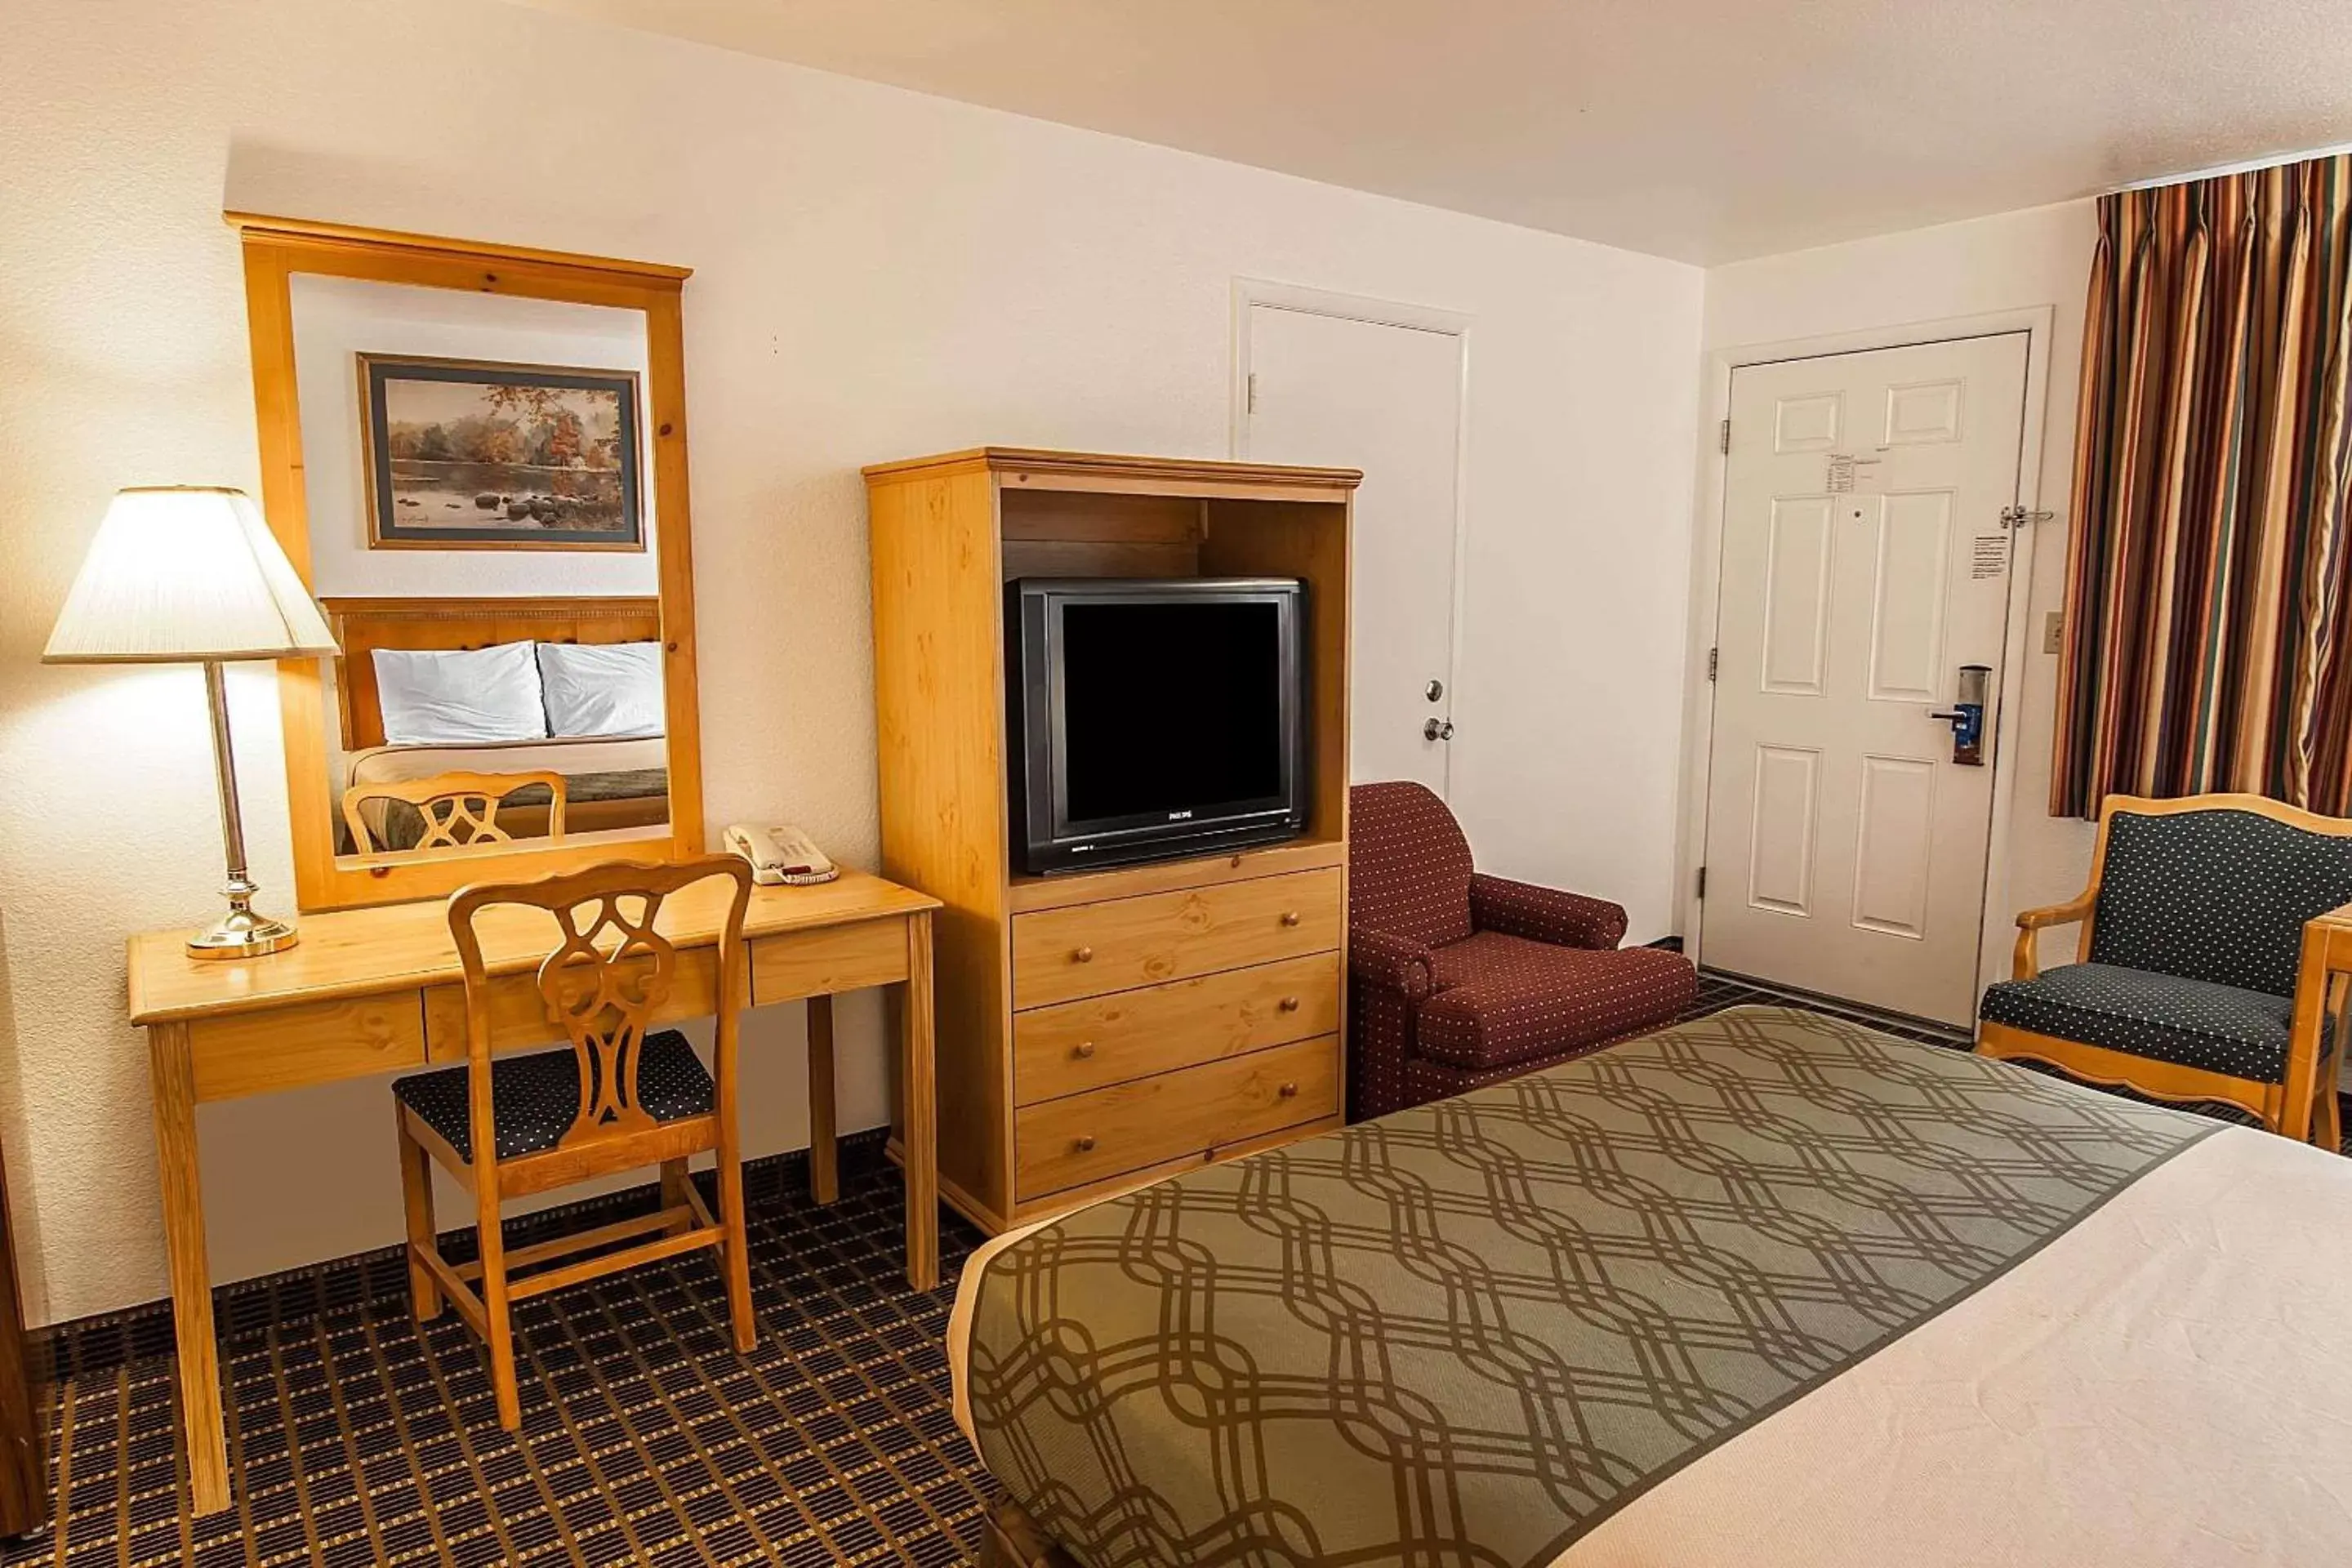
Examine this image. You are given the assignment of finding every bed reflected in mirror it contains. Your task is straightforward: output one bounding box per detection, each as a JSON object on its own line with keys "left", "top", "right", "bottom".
{"left": 324, "top": 597, "right": 671, "bottom": 865}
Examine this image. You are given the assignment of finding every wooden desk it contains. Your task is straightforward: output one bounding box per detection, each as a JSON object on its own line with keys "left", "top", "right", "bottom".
{"left": 127, "top": 870, "right": 942, "bottom": 1517}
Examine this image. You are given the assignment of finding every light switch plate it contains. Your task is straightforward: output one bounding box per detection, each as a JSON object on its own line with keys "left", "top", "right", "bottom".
{"left": 2043, "top": 610, "right": 2064, "bottom": 655}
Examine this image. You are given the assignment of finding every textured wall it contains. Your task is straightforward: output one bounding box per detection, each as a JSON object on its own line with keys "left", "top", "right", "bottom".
{"left": 0, "top": 0, "right": 1704, "bottom": 1323}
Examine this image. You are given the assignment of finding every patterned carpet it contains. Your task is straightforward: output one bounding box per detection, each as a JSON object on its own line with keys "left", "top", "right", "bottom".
{"left": 7, "top": 972, "right": 2342, "bottom": 1565}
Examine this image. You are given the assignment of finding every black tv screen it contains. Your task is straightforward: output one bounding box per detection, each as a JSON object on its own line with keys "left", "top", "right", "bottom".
{"left": 1007, "top": 577, "right": 1307, "bottom": 875}
{"left": 1060, "top": 601, "right": 1284, "bottom": 822}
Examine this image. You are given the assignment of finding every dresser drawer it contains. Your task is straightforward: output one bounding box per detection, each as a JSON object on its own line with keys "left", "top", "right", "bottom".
{"left": 1011, "top": 867, "right": 1342, "bottom": 1009}
{"left": 1014, "top": 1034, "right": 1339, "bottom": 1200}
{"left": 1013, "top": 951, "right": 1340, "bottom": 1104}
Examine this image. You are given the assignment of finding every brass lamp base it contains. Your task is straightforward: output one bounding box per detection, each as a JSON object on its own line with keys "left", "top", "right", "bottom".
{"left": 186, "top": 907, "right": 299, "bottom": 960}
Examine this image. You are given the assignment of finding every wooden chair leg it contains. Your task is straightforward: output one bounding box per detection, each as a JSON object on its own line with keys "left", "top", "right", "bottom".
{"left": 475, "top": 1174, "right": 521, "bottom": 1431}
{"left": 807, "top": 995, "right": 839, "bottom": 1206}
{"left": 716, "top": 1118, "right": 756, "bottom": 1355}
{"left": 394, "top": 1108, "right": 442, "bottom": 1322}
{"left": 659, "top": 1159, "right": 693, "bottom": 1235}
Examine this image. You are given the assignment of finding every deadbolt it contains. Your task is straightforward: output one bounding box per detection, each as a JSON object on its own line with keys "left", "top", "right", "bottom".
{"left": 1424, "top": 679, "right": 1445, "bottom": 702}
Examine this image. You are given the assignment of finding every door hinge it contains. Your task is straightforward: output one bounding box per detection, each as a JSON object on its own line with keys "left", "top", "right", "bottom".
{"left": 2000, "top": 505, "right": 2054, "bottom": 530}
{"left": 1719, "top": 418, "right": 1731, "bottom": 454}
{"left": 1706, "top": 646, "right": 1718, "bottom": 682}
{"left": 1695, "top": 866, "right": 1708, "bottom": 900}
{"left": 1247, "top": 372, "right": 1259, "bottom": 413}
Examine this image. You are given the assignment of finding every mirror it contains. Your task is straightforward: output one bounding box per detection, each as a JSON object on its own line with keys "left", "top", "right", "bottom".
{"left": 233, "top": 214, "right": 705, "bottom": 911}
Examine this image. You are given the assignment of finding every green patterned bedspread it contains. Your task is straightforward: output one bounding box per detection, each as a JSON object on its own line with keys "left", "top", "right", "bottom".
{"left": 962, "top": 1004, "right": 2216, "bottom": 1566}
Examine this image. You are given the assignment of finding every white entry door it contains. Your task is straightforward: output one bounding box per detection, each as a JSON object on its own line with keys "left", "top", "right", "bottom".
{"left": 1701, "top": 334, "right": 2029, "bottom": 1026}
{"left": 1243, "top": 301, "right": 1463, "bottom": 793}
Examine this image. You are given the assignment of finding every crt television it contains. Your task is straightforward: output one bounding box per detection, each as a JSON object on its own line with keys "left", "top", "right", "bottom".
{"left": 1006, "top": 577, "right": 1309, "bottom": 875}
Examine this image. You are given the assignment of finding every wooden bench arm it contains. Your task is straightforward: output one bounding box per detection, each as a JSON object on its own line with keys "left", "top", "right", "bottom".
{"left": 2011, "top": 893, "right": 2096, "bottom": 981}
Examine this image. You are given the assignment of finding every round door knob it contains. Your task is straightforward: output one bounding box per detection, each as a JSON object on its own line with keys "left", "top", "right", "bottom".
{"left": 1280, "top": 911, "right": 1302, "bottom": 928}
{"left": 1074, "top": 1135, "right": 1096, "bottom": 1152}
{"left": 1072, "top": 946, "right": 1094, "bottom": 963}
{"left": 1278, "top": 1081, "right": 1300, "bottom": 1098}
{"left": 1277, "top": 996, "right": 1301, "bottom": 1013}
{"left": 1073, "top": 1041, "right": 1097, "bottom": 1059}
{"left": 1423, "top": 717, "right": 1455, "bottom": 742}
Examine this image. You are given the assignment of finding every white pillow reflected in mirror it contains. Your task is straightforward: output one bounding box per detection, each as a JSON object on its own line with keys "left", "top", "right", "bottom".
{"left": 372, "top": 641, "right": 548, "bottom": 746}
{"left": 537, "top": 640, "right": 666, "bottom": 739}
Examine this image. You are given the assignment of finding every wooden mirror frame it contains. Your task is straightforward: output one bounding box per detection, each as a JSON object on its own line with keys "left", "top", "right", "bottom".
{"left": 229, "top": 212, "right": 706, "bottom": 911}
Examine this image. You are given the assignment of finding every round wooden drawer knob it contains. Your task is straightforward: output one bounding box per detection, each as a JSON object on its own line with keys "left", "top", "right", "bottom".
{"left": 1072, "top": 946, "right": 1094, "bottom": 964}
{"left": 1277, "top": 996, "right": 1301, "bottom": 1013}
{"left": 1073, "top": 1041, "right": 1097, "bottom": 1059}
{"left": 1074, "top": 1135, "right": 1097, "bottom": 1152}
{"left": 1280, "top": 911, "right": 1302, "bottom": 927}
{"left": 1278, "top": 1081, "right": 1300, "bottom": 1098}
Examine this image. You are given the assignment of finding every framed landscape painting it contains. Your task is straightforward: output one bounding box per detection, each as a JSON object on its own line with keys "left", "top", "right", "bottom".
{"left": 358, "top": 354, "right": 645, "bottom": 550}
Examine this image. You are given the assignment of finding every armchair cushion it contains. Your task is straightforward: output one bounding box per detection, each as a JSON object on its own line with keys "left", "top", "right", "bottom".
{"left": 1349, "top": 928, "right": 1434, "bottom": 1002}
{"left": 1978, "top": 962, "right": 2324, "bottom": 1085}
{"left": 2091, "top": 808, "right": 2352, "bottom": 999}
{"left": 1418, "top": 934, "right": 1697, "bottom": 1071}
{"left": 1469, "top": 872, "right": 1628, "bottom": 951}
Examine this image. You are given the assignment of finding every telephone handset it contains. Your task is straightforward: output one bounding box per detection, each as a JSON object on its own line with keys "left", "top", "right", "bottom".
{"left": 723, "top": 823, "right": 840, "bottom": 886}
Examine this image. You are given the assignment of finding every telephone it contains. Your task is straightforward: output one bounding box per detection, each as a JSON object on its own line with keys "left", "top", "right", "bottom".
{"left": 724, "top": 823, "right": 840, "bottom": 886}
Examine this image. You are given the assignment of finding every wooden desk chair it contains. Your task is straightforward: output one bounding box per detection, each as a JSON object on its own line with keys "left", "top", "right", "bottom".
{"left": 1978, "top": 792, "right": 2352, "bottom": 1144}
{"left": 342, "top": 769, "right": 569, "bottom": 853}
{"left": 393, "top": 855, "right": 756, "bottom": 1430}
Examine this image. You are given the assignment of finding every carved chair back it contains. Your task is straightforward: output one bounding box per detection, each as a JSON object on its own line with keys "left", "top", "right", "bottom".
{"left": 343, "top": 769, "right": 570, "bottom": 854}
{"left": 446, "top": 856, "right": 752, "bottom": 1163}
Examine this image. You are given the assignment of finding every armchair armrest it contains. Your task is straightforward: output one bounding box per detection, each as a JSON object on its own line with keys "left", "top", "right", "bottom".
{"left": 1469, "top": 872, "right": 1628, "bottom": 951}
{"left": 2011, "top": 893, "right": 2096, "bottom": 981}
{"left": 1349, "top": 928, "right": 1435, "bottom": 1001}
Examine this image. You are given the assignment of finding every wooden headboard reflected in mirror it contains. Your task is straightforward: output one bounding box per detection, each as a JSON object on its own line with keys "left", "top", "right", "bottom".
{"left": 231, "top": 211, "right": 706, "bottom": 911}
{"left": 327, "top": 596, "right": 659, "bottom": 751}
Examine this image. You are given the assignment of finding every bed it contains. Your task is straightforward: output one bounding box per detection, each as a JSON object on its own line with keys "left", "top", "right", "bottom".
{"left": 325, "top": 596, "right": 670, "bottom": 852}
{"left": 951, "top": 1004, "right": 2352, "bottom": 1566}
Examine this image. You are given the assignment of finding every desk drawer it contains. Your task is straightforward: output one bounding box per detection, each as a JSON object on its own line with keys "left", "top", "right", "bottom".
{"left": 1011, "top": 867, "right": 1342, "bottom": 1010}
{"left": 1014, "top": 1034, "right": 1338, "bottom": 1200}
{"left": 189, "top": 995, "right": 427, "bottom": 1102}
{"left": 750, "top": 918, "right": 908, "bottom": 1005}
{"left": 424, "top": 948, "right": 721, "bottom": 1061}
{"left": 1013, "top": 952, "right": 1340, "bottom": 1104}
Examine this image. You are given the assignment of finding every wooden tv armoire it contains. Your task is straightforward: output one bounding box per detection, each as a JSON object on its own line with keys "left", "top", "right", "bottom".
{"left": 865, "top": 448, "right": 1358, "bottom": 1232}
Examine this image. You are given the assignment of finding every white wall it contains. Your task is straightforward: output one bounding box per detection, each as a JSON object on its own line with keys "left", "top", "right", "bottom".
{"left": 1694, "top": 200, "right": 2105, "bottom": 957}
{"left": 0, "top": 0, "right": 1704, "bottom": 1322}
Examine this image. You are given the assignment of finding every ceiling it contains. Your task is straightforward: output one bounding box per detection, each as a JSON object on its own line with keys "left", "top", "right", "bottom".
{"left": 509, "top": 0, "right": 2352, "bottom": 265}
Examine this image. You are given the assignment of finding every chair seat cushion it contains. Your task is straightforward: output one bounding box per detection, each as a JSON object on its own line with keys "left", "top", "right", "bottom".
{"left": 1417, "top": 933, "right": 1696, "bottom": 1071}
{"left": 1979, "top": 963, "right": 2323, "bottom": 1085}
{"left": 394, "top": 1028, "right": 714, "bottom": 1163}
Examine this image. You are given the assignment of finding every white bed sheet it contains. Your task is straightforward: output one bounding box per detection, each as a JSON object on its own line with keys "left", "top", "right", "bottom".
{"left": 950, "top": 1126, "right": 2352, "bottom": 1566}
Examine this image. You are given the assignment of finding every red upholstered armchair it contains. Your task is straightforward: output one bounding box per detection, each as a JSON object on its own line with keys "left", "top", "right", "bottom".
{"left": 1348, "top": 781, "right": 1697, "bottom": 1121}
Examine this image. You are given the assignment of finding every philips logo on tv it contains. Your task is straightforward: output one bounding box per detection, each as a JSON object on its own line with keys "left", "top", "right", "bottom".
{"left": 1167, "top": 810, "right": 1193, "bottom": 821}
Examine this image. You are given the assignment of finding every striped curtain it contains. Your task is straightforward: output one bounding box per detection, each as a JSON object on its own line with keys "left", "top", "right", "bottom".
{"left": 2050, "top": 154, "right": 2352, "bottom": 818}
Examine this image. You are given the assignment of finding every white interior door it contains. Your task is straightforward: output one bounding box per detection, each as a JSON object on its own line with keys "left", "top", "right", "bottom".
{"left": 1701, "top": 334, "right": 2028, "bottom": 1026}
{"left": 1244, "top": 302, "right": 1463, "bottom": 793}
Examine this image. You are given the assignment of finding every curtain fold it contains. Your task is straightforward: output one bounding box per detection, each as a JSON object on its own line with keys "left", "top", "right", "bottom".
{"left": 2051, "top": 154, "right": 2352, "bottom": 818}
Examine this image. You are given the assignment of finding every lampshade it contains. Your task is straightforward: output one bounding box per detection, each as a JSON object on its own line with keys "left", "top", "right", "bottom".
{"left": 43, "top": 486, "right": 339, "bottom": 664}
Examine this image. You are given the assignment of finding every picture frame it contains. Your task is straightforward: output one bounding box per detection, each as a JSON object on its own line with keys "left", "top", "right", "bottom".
{"left": 357, "top": 353, "right": 645, "bottom": 551}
